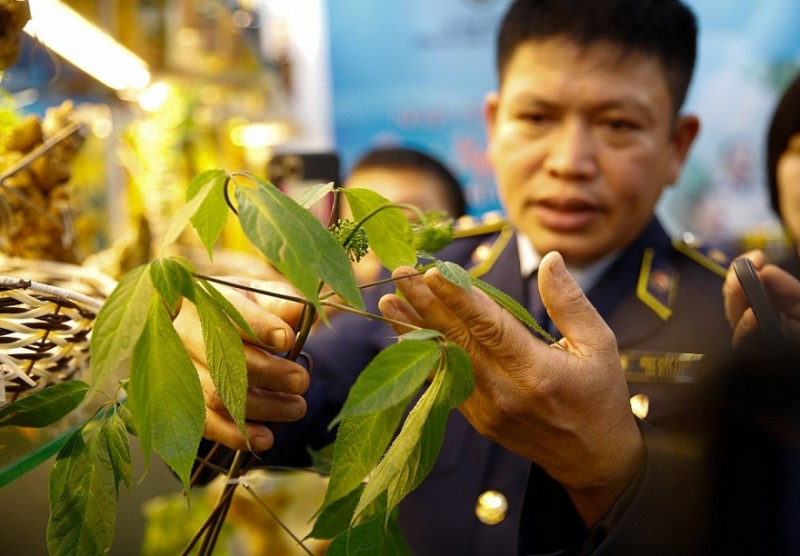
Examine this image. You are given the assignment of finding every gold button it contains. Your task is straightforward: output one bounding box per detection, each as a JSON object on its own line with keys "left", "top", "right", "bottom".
{"left": 475, "top": 490, "right": 508, "bottom": 525}
{"left": 630, "top": 393, "right": 650, "bottom": 420}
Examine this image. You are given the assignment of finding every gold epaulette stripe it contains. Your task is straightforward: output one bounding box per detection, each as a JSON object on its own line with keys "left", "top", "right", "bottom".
{"left": 636, "top": 248, "right": 673, "bottom": 321}
{"left": 453, "top": 214, "right": 509, "bottom": 239}
{"left": 468, "top": 225, "right": 514, "bottom": 278}
{"left": 671, "top": 239, "right": 728, "bottom": 278}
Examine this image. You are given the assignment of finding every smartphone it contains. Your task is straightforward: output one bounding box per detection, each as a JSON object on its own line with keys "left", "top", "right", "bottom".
{"left": 732, "top": 258, "right": 786, "bottom": 346}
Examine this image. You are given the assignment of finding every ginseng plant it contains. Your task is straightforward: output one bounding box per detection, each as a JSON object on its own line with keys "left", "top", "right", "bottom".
{"left": 0, "top": 168, "right": 555, "bottom": 555}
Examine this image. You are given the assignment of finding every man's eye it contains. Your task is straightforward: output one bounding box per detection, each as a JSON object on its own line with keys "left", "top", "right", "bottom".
{"left": 604, "top": 119, "right": 637, "bottom": 131}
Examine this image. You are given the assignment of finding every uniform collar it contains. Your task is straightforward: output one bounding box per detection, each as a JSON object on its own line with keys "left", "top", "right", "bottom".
{"left": 516, "top": 233, "right": 621, "bottom": 293}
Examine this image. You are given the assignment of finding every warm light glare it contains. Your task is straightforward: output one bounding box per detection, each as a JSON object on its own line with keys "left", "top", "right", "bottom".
{"left": 138, "top": 82, "right": 172, "bottom": 112}
{"left": 25, "top": 0, "right": 151, "bottom": 91}
{"left": 230, "top": 122, "right": 293, "bottom": 148}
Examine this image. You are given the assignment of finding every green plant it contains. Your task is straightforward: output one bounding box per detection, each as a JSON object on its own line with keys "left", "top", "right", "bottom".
{"left": 0, "top": 169, "right": 553, "bottom": 555}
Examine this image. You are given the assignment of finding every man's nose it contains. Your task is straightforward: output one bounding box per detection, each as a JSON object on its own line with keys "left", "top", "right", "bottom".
{"left": 542, "top": 120, "right": 597, "bottom": 180}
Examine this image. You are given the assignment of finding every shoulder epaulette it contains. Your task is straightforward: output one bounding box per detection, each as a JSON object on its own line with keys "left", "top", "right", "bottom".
{"left": 671, "top": 237, "right": 731, "bottom": 278}
{"left": 452, "top": 212, "right": 513, "bottom": 278}
{"left": 453, "top": 211, "right": 509, "bottom": 238}
{"left": 636, "top": 247, "right": 678, "bottom": 321}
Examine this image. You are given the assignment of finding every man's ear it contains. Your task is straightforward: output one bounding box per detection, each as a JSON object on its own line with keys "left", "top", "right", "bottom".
{"left": 667, "top": 114, "right": 700, "bottom": 185}
{"left": 483, "top": 91, "right": 500, "bottom": 160}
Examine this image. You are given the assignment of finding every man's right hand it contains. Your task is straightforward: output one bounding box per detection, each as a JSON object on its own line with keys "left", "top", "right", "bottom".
{"left": 173, "top": 278, "right": 309, "bottom": 452}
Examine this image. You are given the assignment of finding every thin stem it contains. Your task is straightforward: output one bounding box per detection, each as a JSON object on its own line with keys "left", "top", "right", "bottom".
{"left": 321, "top": 299, "right": 425, "bottom": 332}
{"left": 241, "top": 484, "right": 316, "bottom": 556}
{"left": 194, "top": 274, "right": 314, "bottom": 307}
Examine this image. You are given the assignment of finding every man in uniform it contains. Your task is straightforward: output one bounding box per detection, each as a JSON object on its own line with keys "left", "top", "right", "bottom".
{"left": 180, "top": 0, "right": 733, "bottom": 553}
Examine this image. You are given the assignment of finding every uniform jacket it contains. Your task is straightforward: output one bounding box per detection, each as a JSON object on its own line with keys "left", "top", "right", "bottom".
{"left": 261, "top": 217, "right": 733, "bottom": 555}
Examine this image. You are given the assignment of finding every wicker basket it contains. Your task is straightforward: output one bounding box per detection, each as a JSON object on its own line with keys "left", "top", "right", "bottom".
{"left": 0, "top": 257, "right": 116, "bottom": 406}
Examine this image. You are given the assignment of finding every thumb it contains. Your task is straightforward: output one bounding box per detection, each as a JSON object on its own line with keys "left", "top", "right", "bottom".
{"left": 539, "top": 252, "right": 617, "bottom": 355}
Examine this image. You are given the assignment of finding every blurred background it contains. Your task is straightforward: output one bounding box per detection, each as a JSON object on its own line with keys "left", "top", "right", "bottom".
{"left": 0, "top": 0, "right": 798, "bottom": 554}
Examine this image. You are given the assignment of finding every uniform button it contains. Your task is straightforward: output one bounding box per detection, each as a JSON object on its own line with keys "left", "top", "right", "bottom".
{"left": 475, "top": 490, "right": 508, "bottom": 525}
{"left": 630, "top": 393, "right": 650, "bottom": 419}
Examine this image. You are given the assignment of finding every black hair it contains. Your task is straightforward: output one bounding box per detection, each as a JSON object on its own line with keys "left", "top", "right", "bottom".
{"left": 350, "top": 146, "right": 467, "bottom": 218}
{"left": 496, "top": 0, "right": 698, "bottom": 114}
{"left": 766, "top": 71, "right": 800, "bottom": 219}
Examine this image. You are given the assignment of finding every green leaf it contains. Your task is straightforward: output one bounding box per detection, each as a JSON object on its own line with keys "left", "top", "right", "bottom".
{"left": 354, "top": 348, "right": 467, "bottom": 521}
{"left": 308, "top": 484, "right": 364, "bottom": 540}
{"left": 150, "top": 257, "right": 196, "bottom": 313}
{"left": 0, "top": 380, "right": 89, "bottom": 427}
{"left": 442, "top": 343, "right": 475, "bottom": 407}
{"left": 435, "top": 260, "right": 473, "bottom": 292}
{"left": 398, "top": 329, "right": 443, "bottom": 342}
{"left": 236, "top": 178, "right": 363, "bottom": 313}
{"left": 307, "top": 441, "right": 336, "bottom": 476}
{"left": 343, "top": 188, "right": 417, "bottom": 270}
{"left": 47, "top": 428, "right": 118, "bottom": 556}
{"left": 198, "top": 279, "right": 257, "bottom": 340}
{"left": 330, "top": 341, "right": 440, "bottom": 428}
{"left": 323, "top": 399, "right": 410, "bottom": 508}
{"left": 161, "top": 170, "right": 226, "bottom": 251}
{"left": 471, "top": 275, "right": 557, "bottom": 343}
{"left": 103, "top": 411, "right": 133, "bottom": 490}
{"left": 90, "top": 264, "right": 155, "bottom": 389}
{"left": 193, "top": 284, "right": 249, "bottom": 440}
{"left": 296, "top": 181, "right": 336, "bottom": 209}
{"left": 187, "top": 169, "right": 230, "bottom": 260}
{"left": 128, "top": 298, "right": 205, "bottom": 492}
{"left": 326, "top": 515, "right": 384, "bottom": 556}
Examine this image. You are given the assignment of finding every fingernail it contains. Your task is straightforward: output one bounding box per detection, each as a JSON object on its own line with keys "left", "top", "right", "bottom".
{"left": 283, "top": 400, "right": 305, "bottom": 420}
{"left": 428, "top": 271, "right": 444, "bottom": 290}
{"left": 546, "top": 251, "right": 566, "bottom": 277}
{"left": 252, "top": 436, "right": 271, "bottom": 451}
{"left": 285, "top": 371, "right": 305, "bottom": 393}
{"left": 270, "top": 328, "right": 287, "bottom": 349}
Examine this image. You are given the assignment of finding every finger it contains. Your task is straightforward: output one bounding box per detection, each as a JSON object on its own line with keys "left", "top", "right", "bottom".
{"left": 723, "top": 251, "right": 766, "bottom": 329}
{"left": 538, "top": 252, "right": 616, "bottom": 356}
{"left": 378, "top": 293, "right": 426, "bottom": 335}
{"left": 389, "top": 266, "right": 478, "bottom": 350}
{"left": 243, "top": 345, "right": 309, "bottom": 394}
{"left": 197, "top": 358, "right": 307, "bottom": 422}
{"left": 203, "top": 411, "right": 274, "bottom": 452}
{"left": 731, "top": 308, "right": 760, "bottom": 349}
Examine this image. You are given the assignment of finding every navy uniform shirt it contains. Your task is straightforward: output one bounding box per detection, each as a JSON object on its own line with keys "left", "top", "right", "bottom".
{"left": 262, "top": 216, "right": 733, "bottom": 555}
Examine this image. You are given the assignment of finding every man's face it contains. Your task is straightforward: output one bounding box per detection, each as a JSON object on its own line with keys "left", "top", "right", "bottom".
{"left": 485, "top": 38, "right": 698, "bottom": 266}
{"left": 778, "top": 132, "right": 800, "bottom": 245}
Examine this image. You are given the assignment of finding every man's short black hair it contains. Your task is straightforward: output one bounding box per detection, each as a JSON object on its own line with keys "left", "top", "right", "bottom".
{"left": 766, "top": 71, "right": 800, "bottom": 219}
{"left": 496, "top": 0, "right": 698, "bottom": 115}
{"left": 350, "top": 146, "right": 467, "bottom": 218}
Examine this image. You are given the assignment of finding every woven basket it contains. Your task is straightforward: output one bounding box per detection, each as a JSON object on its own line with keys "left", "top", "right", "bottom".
{"left": 0, "top": 257, "right": 116, "bottom": 406}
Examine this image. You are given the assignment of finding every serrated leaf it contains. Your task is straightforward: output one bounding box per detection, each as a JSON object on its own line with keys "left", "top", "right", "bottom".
{"left": 187, "top": 169, "right": 230, "bottom": 259}
{"left": 296, "top": 181, "right": 336, "bottom": 209}
{"left": 161, "top": 171, "right": 225, "bottom": 251}
{"left": 308, "top": 484, "right": 364, "bottom": 540}
{"left": 471, "top": 275, "right": 557, "bottom": 343}
{"left": 343, "top": 188, "right": 416, "bottom": 270}
{"left": 323, "top": 399, "right": 410, "bottom": 508}
{"left": 128, "top": 298, "right": 205, "bottom": 492}
{"left": 236, "top": 179, "right": 363, "bottom": 313}
{"left": 330, "top": 341, "right": 440, "bottom": 428}
{"left": 103, "top": 412, "right": 133, "bottom": 490}
{"left": 89, "top": 264, "right": 155, "bottom": 388}
{"left": 47, "top": 428, "right": 117, "bottom": 556}
{"left": 398, "top": 329, "right": 442, "bottom": 342}
{"left": 326, "top": 515, "right": 384, "bottom": 556}
{"left": 193, "top": 285, "right": 248, "bottom": 440}
{"left": 116, "top": 403, "right": 137, "bottom": 436}
{"left": 435, "top": 260, "right": 473, "bottom": 292}
{"left": 442, "top": 343, "right": 475, "bottom": 406}
{"left": 198, "top": 279, "right": 257, "bottom": 340}
{"left": 354, "top": 349, "right": 463, "bottom": 521}
{"left": 150, "top": 257, "right": 196, "bottom": 313}
{"left": 0, "top": 380, "right": 89, "bottom": 427}
{"left": 307, "top": 441, "right": 336, "bottom": 476}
